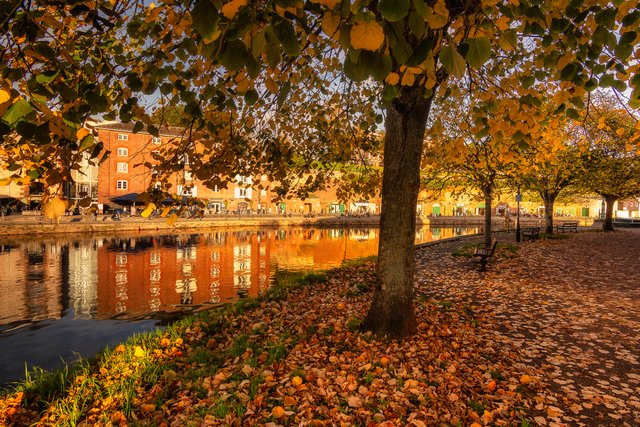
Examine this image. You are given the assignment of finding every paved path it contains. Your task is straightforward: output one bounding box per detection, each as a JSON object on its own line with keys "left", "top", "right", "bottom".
{"left": 415, "top": 229, "right": 640, "bottom": 426}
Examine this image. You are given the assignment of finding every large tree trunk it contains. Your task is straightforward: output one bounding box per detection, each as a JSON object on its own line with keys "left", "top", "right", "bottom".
{"left": 362, "top": 87, "right": 433, "bottom": 339}
{"left": 541, "top": 191, "right": 558, "bottom": 234}
{"left": 483, "top": 185, "right": 493, "bottom": 247}
{"left": 603, "top": 195, "right": 616, "bottom": 231}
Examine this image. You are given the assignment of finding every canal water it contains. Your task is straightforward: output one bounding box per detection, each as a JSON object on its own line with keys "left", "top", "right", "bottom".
{"left": 0, "top": 225, "right": 478, "bottom": 386}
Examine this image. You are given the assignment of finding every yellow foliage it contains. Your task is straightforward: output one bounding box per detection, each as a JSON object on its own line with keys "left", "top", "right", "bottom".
{"left": 321, "top": 12, "right": 341, "bottom": 39}
{"left": 350, "top": 20, "right": 384, "bottom": 51}
{"left": 291, "top": 376, "right": 303, "bottom": 386}
{"left": 76, "top": 127, "right": 90, "bottom": 141}
{"left": 0, "top": 89, "right": 10, "bottom": 104}
{"left": 401, "top": 71, "right": 415, "bottom": 86}
{"left": 42, "top": 198, "right": 67, "bottom": 220}
{"left": 140, "top": 203, "right": 156, "bottom": 218}
{"left": 426, "top": 0, "right": 449, "bottom": 29}
{"left": 133, "top": 346, "right": 146, "bottom": 358}
{"left": 221, "top": 0, "right": 248, "bottom": 20}
{"left": 272, "top": 406, "right": 286, "bottom": 418}
{"left": 166, "top": 213, "right": 178, "bottom": 226}
{"left": 520, "top": 374, "right": 532, "bottom": 385}
{"left": 385, "top": 72, "right": 400, "bottom": 85}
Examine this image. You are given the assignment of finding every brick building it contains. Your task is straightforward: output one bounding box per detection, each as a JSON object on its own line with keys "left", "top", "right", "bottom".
{"left": 89, "top": 121, "right": 380, "bottom": 215}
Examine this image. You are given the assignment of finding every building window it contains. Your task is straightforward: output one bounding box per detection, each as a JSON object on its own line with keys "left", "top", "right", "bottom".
{"left": 237, "top": 175, "right": 251, "bottom": 184}
{"left": 116, "top": 180, "right": 128, "bottom": 190}
{"left": 238, "top": 188, "right": 247, "bottom": 198}
{"left": 152, "top": 136, "right": 161, "bottom": 144}
{"left": 117, "top": 147, "right": 128, "bottom": 157}
{"left": 117, "top": 133, "right": 129, "bottom": 141}
{"left": 116, "top": 162, "right": 128, "bottom": 173}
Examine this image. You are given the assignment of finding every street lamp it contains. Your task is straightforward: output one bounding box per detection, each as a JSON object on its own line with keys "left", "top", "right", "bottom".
{"left": 515, "top": 185, "right": 522, "bottom": 243}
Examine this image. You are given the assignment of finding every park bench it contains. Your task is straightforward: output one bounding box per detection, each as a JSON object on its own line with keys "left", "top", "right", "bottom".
{"left": 555, "top": 221, "right": 578, "bottom": 233}
{"left": 520, "top": 227, "right": 540, "bottom": 241}
{"left": 473, "top": 239, "right": 498, "bottom": 271}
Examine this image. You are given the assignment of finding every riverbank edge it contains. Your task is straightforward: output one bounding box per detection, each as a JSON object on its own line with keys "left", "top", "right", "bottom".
{"left": 0, "top": 214, "right": 581, "bottom": 237}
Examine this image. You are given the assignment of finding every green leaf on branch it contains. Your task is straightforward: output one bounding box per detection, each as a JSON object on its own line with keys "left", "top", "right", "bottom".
{"left": 343, "top": 54, "right": 369, "bottom": 82}
{"left": 219, "top": 40, "right": 248, "bottom": 71}
{"left": 277, "top": 81, "right": 291, "bottom": 111}
{"left": 439, "top": 45, "right": 466, "bottom": 78}
{"left": 599, "top": 74, "right": 614, "bottom": 88}
{"left": 191, "top": 0, "right": 220, "bottom": 41}
{"left": 35, "top": 71, "right": 59, "bottom": 84}
{"left": 378, "top": 0, "right": 409, "bottom": 22}
{"left": 245, "top": 89, "right": 259, "bottom": 105}
{"left": 359, "top": 51, "right": 392, "bottom": 81}
{"left": 273, "top": 20, "right": 301, "bottom": 56}
{"left": 133, "top": 121, "right": 144, "bottom": 134}
{"left": 79, "top": 134, "right": 94, "bottom": 153}
{"left": 462, "top": 37, "right": 491, "bottom": 68}
{"left": 2, "top": 100, "right": 34, "bottom": 127}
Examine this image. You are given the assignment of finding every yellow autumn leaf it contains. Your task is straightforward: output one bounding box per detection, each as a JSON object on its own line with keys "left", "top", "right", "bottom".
{"left": 401, "top": 71, "right": 415, "bottom": 86}
{"left": 272, "top": 406, "right": 286, "bottom": 418}
{"left": 616, "top": 128, "right": 625, "bottom": 136}
{"left": 321, "top": 12, "right": 341, "bottom": 39}
{"left": 133, "top": 346, "right": 145, "bottom": 358}
{"left": 495, "top": 15, "right": 511, "bottom": 31}
{"left": 0, "top": 89, "right": 10, "bottom": 104}
{"left": 77, "top": 128, "right": 90, "bottom": 141}
{"left": 221, "top": 0, "right": 247, "bottom": 20}
{"left": 265, "top": 78, "right": 278, "bottom": 94}
{"left": 426, "top": 0, "right": 449, "bottom": 29}
{"left": 166, "top": 213, "right": 178, "bottom": 226}
{"left": 385, "top": 72, "right": 400, "bottom": 85}
{"left": 350, "top": 20, "right": 385, "bottom": 51}
{"left": 42, "top": 198, "right": 67, "bottom": 220}
{"left": 140, "top": 203, "right": 156, "bottom": 218}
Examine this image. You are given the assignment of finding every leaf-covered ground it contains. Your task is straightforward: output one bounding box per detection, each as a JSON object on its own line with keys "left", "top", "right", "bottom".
{"left": 417, "top": 229, "right": 640, "bottom": 427}
{"left": 1, "top": 229, "right": 638, "bottom": 426}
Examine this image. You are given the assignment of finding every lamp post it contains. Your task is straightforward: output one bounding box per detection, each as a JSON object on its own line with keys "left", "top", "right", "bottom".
{"left": 515, "top": 185, "right": 522, "bottom": 243}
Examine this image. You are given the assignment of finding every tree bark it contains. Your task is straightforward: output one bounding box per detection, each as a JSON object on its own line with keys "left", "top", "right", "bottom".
{"left": 483, "top": 185, "right": 493, "bottom": 247}
{"left": 541, "top": 191, "right": 558, "bottom": 234}
{"left": 362, "top": 87, "right": 433, "bottom": 339}
{"left": 603, "top": 195, "right": 616, "bottom": 231}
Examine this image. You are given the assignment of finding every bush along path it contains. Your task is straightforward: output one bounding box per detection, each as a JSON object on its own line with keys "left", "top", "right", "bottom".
{"left": 1, "top": 260, "right": 538, "bottom": 426}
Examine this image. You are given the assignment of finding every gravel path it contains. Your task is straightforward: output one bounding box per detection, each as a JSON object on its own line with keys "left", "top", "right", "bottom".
{"left": 414, "top": 229, "right": 640, "bottom": 427}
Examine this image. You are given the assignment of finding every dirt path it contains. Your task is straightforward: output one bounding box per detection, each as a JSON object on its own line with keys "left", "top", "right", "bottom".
{"left": 415, "top": 229, "right": 640, "bottom": 426}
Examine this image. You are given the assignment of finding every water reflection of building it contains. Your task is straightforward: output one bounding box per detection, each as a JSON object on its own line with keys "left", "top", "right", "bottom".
{"left": 68, "top": 242, "right": 98, "bottom": 318}
{"left": 93, "top": 232, "right": 272, "bottom": 317}
{"left": 0, "top": 242, "right": 63, "bottom": 327}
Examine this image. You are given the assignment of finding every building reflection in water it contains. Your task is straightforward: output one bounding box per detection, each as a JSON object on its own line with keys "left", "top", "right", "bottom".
{"left": 1, "top": 226, "right": 479, "bottom": 327}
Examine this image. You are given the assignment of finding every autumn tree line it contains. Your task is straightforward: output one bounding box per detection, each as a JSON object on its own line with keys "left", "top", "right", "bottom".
{"left": 0, "top": 0, "right": 639, "bottom": 337}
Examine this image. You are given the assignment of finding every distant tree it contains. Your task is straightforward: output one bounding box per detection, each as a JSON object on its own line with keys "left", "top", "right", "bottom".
{"left": 515, "top": 115, "right": 585, "bottom": 234}
{"left": 578, "top": 95, "right": 640, "bottom": 230}
{"left": 424, "top": 93, "right": 518, "bottom": 247}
